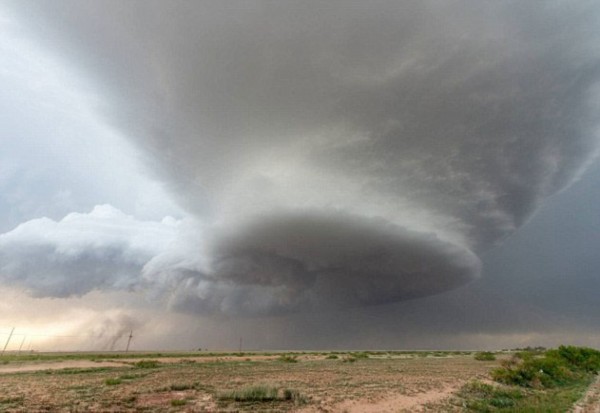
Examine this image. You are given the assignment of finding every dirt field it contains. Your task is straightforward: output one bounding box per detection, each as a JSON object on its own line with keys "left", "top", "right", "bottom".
{"left": 1, "top": 351, "right": 597, "bottom": 412}
{"left": 0, "top": 352, "right": 503, "bottom": 412}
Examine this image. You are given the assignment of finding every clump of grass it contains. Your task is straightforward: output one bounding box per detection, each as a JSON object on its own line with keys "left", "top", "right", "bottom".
{"left": 219, "top": 385, "right": 279, "bottom": 402}
{"left": 325, "top": 354, "right": 339, "bottom": 359}
{"left": 105, "top": 378, "right": 122, "bottom": 386}
{"left": 170, "top": 399, "right": 187, "bottom": 406}
{"left": 278, "top": 354, "right": 298, "bottom": 363}
{"left": 352, "top": 352, "right": 369, "bottom": 359}
{"left": 342, "top": 355, "right": 357, "bottom": 363}
{"left": 474, "top": 351, "right": 496, "bottom": 361}
{"left": 282, "top": 388, "right": 307, "bottom": 404}
{"left": 218, "top": 385, "right": 306, "bottom": 404}
{"left": 133, "top": 359, "right": 160, "bottom": 369}
{"left": 170, "top": 383, "right": 194, "bottom": 391}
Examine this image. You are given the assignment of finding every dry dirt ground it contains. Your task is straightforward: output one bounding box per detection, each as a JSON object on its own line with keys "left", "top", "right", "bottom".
{"left": 0, "top": 352, "right": 519, "bottom": 412}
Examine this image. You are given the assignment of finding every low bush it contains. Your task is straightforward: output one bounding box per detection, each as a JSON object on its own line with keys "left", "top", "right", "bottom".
{"left": 218, "top": 385, "right": 306, "bottom": 404}
{"left": 474, "top": 351, "right": 496, "bottom": 361}
{"left": 278, "top": 354, "right": 298, "bottom": 363}
{"left": 460, "top": 345, "right": 600, "bottom": 412}
{"left": 492, "top": 345, "right": 600, "bottom": 388}
{"left": 553, "top": 345, "right": 600, "bottom": 373}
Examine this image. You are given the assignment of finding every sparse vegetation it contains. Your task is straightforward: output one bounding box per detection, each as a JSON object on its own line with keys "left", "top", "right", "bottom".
{"left": 170, "top": 383, "right": 194, "bottom": 391}
{"left": 342, "top": 355, "right": 357, "bottom": 363}
{"left": 0, "top": 396, "right": 25, "bottom": 406}
{"left": 170, "top": 399, "right": 187, "bottom": 406}
{"left": 218, "top": 384, "right": 306, "bottom": 405}
{"left": 492, "top": 345, "right": 600, "bottom": 388}
{"left": 352, "top": 352, "right": 369, "bottom": 359}
{"left": 133, "top": 359, "right": 160, "bottom": 368}
{"left": 218, "top": 385, "right": 280, "bottom": 402}
{"left": 458, "top": 345, "right": 600, "bottom": 411}
{"left": 278, "top": 354, "right": 298, "bottom": 363}
{"left": 474, "top": 351, "right": 496, "bottom": 361}
{"left": 1, "top": 347, "right": 598, "bottom": 411}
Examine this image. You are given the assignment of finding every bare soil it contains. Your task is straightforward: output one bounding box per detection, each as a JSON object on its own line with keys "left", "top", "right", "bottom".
{"left": 0, "top": 352, "right": 501, "bottom": 412}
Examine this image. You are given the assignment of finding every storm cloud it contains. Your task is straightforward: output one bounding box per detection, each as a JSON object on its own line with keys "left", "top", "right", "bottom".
{"left": 3, "top": 1, "right": 600, "bottom": 315}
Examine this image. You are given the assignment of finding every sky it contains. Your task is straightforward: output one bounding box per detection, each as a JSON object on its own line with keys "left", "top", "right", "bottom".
{"left": 1, "top": 0, "right": 599, "bottom": 351}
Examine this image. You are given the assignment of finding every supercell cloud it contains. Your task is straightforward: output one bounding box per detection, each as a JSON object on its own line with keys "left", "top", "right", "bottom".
{"left": 2, "top": 1, "right": 600, "bottom": 314}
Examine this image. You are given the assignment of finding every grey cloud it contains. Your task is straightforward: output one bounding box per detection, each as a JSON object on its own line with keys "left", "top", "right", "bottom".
{"left": 146, "top": 212, "right": 479, "bottom": 315}
{"left": 4, "top": 1, "right": 600, "bottom": 314}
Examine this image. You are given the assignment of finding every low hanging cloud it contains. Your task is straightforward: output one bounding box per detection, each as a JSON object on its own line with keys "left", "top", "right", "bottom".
{"left": 0, "top": 205, "right": 180, "bottom": 297}
{"left": 3, "top": 1, "right": 600, "bottom": 314}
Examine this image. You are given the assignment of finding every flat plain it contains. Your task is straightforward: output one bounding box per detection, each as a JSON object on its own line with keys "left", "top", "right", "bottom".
{"left": 0, "top": 350, "right": 596, "bottom": 412}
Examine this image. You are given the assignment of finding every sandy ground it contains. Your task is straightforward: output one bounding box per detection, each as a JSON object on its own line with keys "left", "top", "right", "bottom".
{"left": 0, "top": 359, "right": 130, "bottom": 373}
{"left": 302, "top": 384, "right": 461, "bottom": 413}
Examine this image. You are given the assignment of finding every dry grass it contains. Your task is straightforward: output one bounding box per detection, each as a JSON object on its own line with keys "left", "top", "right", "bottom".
{"left": 0, "top": 351, "right": 534, "bottom": 412}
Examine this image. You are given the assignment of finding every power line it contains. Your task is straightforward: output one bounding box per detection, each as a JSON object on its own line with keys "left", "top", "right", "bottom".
{"left": 1, "top": 327, "right": 15, "bottom": 355}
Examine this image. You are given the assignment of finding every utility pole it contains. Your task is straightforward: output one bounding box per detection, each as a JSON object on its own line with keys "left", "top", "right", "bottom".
{"left": 1, "top": 327, "right": 15, "bottom": 356}
{"left": 125, "top": 330, "right": 133, "bottom": 353}
{"left": 18, "top": 335, "right": 26, "bottom": 354}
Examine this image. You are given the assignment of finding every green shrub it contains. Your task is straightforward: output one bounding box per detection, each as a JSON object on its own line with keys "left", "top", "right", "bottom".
{"left": 278, "top": 354, "right": 298, "bottom": 363}
{"left": 170, "top": 399, "right": 187, "bottom": 406}
{"left": 492, "top": 345, "right": 600, "bottom": 389}
{"left": 458, "top": 379, "right": 591, "bottom": 412}
{"left": 325, "top": 354, "right": 338, "bottom": 359}
{"left": 352, "top": 352, "right": 369, "bottom": 359}
{"left": 474, "top": 351, "right": 496, "bottom": 361}
{"left": 554, "top": 345, "right": 600, "bottom": 372}
{"left": 105, "top": 378, "right": 122, "bottom": 386}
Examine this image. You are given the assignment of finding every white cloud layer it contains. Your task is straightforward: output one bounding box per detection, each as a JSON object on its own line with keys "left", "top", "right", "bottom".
{"left": 0, "top": 205, "right": 180, "bottom": 297}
